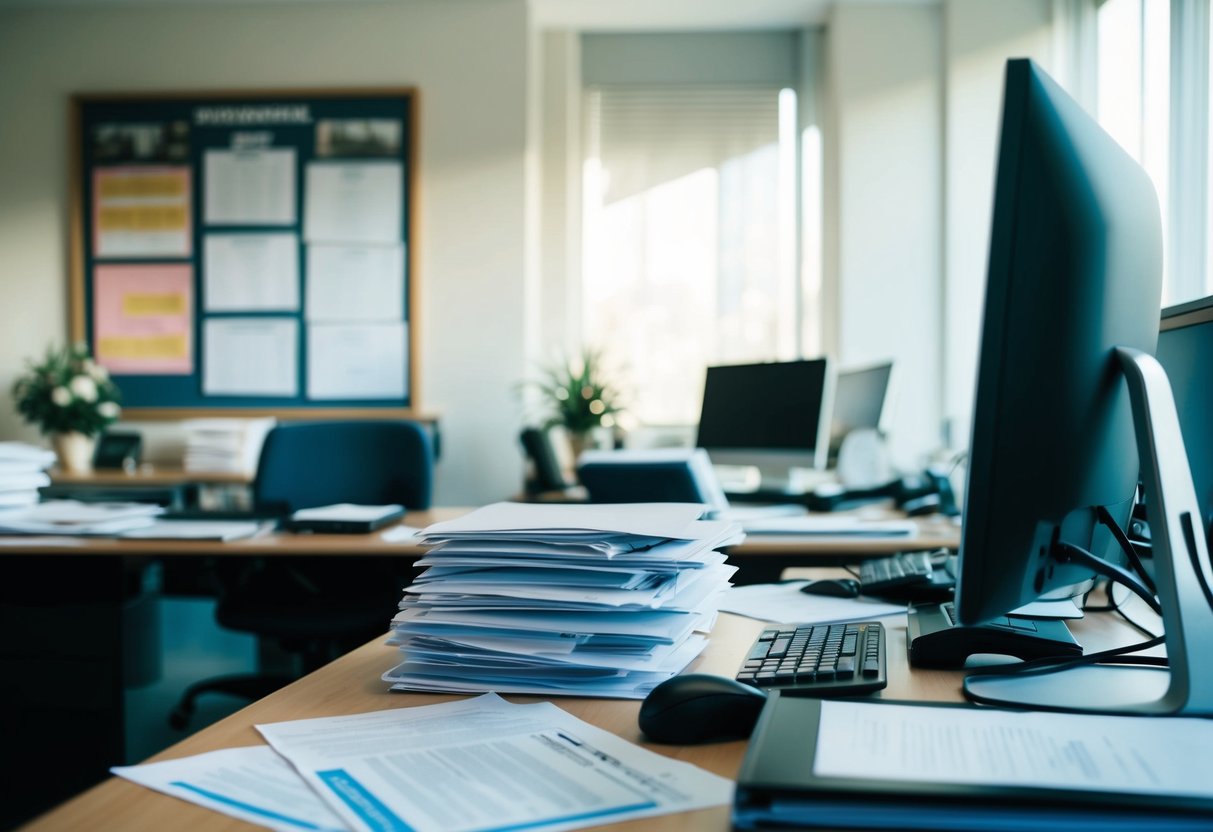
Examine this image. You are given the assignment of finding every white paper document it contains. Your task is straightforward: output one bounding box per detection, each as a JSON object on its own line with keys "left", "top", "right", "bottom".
{"left": 119, "top": 519, "right": 272, "bottom": 541}
{"left": 304, "top": 161, "right": 402, "bottom": 244}
{"left": 257, "top": 693, "right": 732, "bottom": 832}
{"left": 716, "top": 581, "right": 906, "bottom": 625}
{"left": 203, "top": 318, "right": 298, "bottom": 397}
{"left": 741, "top": 516, "right": 917, "bottom": 537}
{"left": 111, "top": 746, "right": 346, "bottom": 832}
{"left": 205, "top": 148, "right": 296, "bottom": 226}
{"left": 204, "top": 233, "right": 299, "bottom": 311}
{"left": 307, "top": 322, "right": 406, "bottom": 400}
{"left": 306, "top": 243, "right": 405, "bottom": 321}
{"left": 814, "top": 700, "right": 1213, "bottom": 799}
{"left": 292, "top": 503, "right": 403, "bottom": 522}
{"left": 422, "top": 502, "right": 709, "bottom": 542}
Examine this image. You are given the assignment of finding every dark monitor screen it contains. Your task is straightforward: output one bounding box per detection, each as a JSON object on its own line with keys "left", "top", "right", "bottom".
{"left": 695, "top": 359, "right": 830, "bottom": 472}
{"left": 953, "top": 58, "right": 1162, "bottom": 628}
{"left": 828, "top": 362, "right": 892, "bottom": 456}
{"left": 1157, "top": 296, "right": 1213, "bottom": 533}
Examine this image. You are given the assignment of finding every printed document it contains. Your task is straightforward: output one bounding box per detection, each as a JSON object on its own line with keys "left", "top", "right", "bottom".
{"left": 203, "top": 318, "right": 298, "bottom": 397}
{"left": 815, "top": 700, "right": 1213, "bottom": 798}
{"left": 256, "top": 692, "right": 732, "bottom": 832}
{"left": 203, "top": 233, "right": 300, "bottom": 311}
{"left": 717, "top": 581, "right": 905, "bottom": 625}
{"left": 306, "top": 243, "right": 405, "bottom": 321}
{"left": 112, "top": 746, "right": 346, "bottom": 832}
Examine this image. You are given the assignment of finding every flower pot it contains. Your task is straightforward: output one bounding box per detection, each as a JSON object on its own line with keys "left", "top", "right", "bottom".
{"left": 52, "top": 431, "right": 96, "bottom": 473}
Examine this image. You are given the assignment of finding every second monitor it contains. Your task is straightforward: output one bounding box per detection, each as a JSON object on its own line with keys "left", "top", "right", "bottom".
{"left": 696, "top": 358, "right": 831, "bottom": 494}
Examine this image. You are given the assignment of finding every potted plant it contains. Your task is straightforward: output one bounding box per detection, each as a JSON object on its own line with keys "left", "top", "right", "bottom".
{"left": 528, "top": 348, "right": 625, "bottom": 458}
{"left": 11, "top": 342, "right": 122, "bottom": 472}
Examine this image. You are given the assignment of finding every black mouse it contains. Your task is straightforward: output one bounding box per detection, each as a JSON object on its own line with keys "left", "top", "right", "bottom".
{"left": 638, "top": 673, "right": 768, "bottom": 744}
{"left": 800, "top": 578, "right": 861, "bottom": 598}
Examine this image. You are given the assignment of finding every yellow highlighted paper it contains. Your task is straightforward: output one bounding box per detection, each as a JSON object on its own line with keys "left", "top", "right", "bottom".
{"left": 98, "top": 335, "right": 188, "bottom": 360}
{"left": 123, "top": 292, "right": 187, "bottom": 316}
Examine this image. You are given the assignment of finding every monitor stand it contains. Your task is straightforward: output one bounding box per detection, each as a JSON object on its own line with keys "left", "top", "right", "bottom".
{"left": 964, "top": 347, "right": 1213, "bottom": 715}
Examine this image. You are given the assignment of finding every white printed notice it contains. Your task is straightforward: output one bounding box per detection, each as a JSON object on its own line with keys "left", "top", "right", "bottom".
{"left": 305, "top": 243, "right": 404, "bottom": 321}
{"left": 256, "top": 692, "right": 732, "bottom": 832}
{"left": 307, "top": 322, "right": 405, "bottom": 400}
{"left": 205, "top": 148, "right": 296, "bottom": 226}
{"left": 814, "top": 700, "right": 1213, "bottom": 799}
{"left": 204, "top": 233, "right": 299, "bottom": 311}
{"left": 203, "top": 317, "right": 298, "bottom": 397}
{"left": 112, "top": 746, "right": 346, "bottom": 832}
{"left": 304, "top": 161, "right": 401, "bottom": 244}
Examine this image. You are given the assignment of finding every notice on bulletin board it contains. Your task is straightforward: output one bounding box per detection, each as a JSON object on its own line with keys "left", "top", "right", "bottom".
{"left": 93, "top": 167, "right": 192, "bottom": 259}
{"left": 93, "top": 264, "right": 193, "bottom": 375}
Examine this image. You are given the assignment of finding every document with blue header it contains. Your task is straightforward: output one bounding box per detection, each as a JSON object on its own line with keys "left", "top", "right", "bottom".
{"left": 257, "top": 692, "right": 732, "bottom": 832}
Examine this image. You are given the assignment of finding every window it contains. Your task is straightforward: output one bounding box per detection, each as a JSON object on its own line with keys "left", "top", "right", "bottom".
{"left": 581, "top": 85, "right": 805, "bottom": 425}
{"left": 1096, "top": 0, "right": 1171, "bottom": 299}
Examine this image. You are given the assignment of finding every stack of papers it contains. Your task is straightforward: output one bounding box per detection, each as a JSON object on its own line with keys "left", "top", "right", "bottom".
{"left": 384, "top": 502, "right": 742, "bottom": 698}
{"left": 0, "top": 499, "right": 162, "bottom": 535}
{"left": 0, "top": 442, "right": 54, "bottom": 509}
{"left": 182, "top": 417, "right": 275, "bottom": 475}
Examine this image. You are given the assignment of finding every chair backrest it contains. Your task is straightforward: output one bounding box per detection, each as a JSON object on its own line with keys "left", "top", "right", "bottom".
{"left": 253, "top": 421, "right": 434, "bottom": 515}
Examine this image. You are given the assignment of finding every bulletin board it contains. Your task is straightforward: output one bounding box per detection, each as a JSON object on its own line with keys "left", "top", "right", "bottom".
{"left": 68, "top": 88, "right": 421, "bottom": 419}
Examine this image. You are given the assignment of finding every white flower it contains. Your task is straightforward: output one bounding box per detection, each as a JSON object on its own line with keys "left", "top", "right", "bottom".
{"left": 97, "top": 401, "right": 120, "bottom": 420}
{"left": 69, "top": 375, "right": 98, "bottom": 402}
{"left": 90, "top": 363, "right": 110, "bottom": 382}
{"left": 51, "top": 387, "right": 71, "bottom": 407}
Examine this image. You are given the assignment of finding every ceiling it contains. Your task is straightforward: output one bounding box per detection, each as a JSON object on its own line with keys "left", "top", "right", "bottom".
{"left": 0, "top": 0, "right": 937, "bottom": 29}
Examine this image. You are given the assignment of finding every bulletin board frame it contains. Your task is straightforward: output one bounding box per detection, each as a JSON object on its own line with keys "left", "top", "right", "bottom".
{"left": 68, "top": 88, "right": 424, "bottom": 421}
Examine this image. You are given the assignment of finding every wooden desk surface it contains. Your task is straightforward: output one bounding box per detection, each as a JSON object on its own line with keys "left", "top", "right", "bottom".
{"left": 49, "top": 465, "right": 253, "bottom": 486}
{"left": 21, "top": 599, "right": 1145, "bottom": 832}
{"left": 0, "top": 507, "right": 957, "bottom": 559}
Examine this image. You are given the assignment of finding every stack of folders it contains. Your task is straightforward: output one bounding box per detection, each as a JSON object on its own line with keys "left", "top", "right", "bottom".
{"left": 0, "top": 442, "right": 54, "bottom": 509}
{"left": 383, "top": 502, "right": 742, "bottom": 699}
{"left": 182, "top": 417, "right": 276, "bottom": 475}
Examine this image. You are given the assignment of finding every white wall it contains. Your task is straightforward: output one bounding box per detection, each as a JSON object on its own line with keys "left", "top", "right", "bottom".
{"left": 824, "top": 3, "right": 944, "bottom": 470}
{"left": 0, "top": 0, "right": 535, "bottom": 505}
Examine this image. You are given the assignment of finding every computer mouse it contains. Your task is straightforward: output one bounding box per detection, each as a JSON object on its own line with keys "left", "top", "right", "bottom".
{"left": 800, "top": 578, "right": 861, "bottom": 598}
{"left": 638, "top": 673, "right": 768, "bottom": 744}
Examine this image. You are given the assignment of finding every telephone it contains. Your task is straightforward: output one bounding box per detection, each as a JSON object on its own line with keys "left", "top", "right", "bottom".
{"left": 808, "top": 467, "right": 959, "bottom": 516}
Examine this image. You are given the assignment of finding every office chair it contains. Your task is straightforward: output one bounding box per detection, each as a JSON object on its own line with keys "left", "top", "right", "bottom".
{"left": 169, "top": 420, "right": 433, "bottom": 729}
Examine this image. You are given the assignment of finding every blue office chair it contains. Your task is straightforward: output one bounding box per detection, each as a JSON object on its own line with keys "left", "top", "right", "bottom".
{"left": 169, "top": 420, "right": 433, "bottom": 729}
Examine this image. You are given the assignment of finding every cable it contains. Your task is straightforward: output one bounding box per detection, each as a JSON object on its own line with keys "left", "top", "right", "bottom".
{"left": 1054, "top": 541, "right": 1162, "bottom": 615}
{"left": 1095, "top": 504, "right": 1157, "bottom": 595}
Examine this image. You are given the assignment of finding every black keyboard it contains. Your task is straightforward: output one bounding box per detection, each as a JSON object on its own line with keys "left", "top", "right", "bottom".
{"left": 735, "top": 621, "right": 886, "bottom": 696}
{"left": 859, "top": 551, "right": 956, "bottom": 601}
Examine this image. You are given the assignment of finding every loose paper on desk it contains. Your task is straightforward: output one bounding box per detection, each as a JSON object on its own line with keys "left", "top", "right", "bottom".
{"left": 112, "top": 746, "right": 346, "bottom": 832}
{"left": 741, "top": 516, "right": 917, "bottom": 537}
{"left": 814, "top": 700, "right": 1213, "bottom": 799}
{"left": 257, "top": 692, "right": 732, "bottom": 832}
{"left": 717, "top": 580, "right": 905, "bottom": 625}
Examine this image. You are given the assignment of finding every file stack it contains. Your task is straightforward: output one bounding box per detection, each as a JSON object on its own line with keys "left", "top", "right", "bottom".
{"left": 383, "top": 502, "right": 741, "bottom": 698}
{"left": 0, "top": 441, "right": 55, "bottom": 509}
{"left": 182, "top": 417, "right": 276, "bottom": 475}
{"left": 0, "top": 499, "right": 162, "bottom": 535}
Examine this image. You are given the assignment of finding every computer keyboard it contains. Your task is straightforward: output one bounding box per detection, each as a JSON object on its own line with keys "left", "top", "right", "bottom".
{"left": 735, "top": 621, "right": 886, "bottom": 696}
{"left": 859, "top": 550, "right": 956, "bottom": 601}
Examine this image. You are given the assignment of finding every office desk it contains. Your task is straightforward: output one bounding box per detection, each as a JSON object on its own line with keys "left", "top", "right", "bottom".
{"left": 0, "top": 509, "right": 954, "bottom": 826}
{"left": 21, "top": 599, "right": 1147, "bottom": 832}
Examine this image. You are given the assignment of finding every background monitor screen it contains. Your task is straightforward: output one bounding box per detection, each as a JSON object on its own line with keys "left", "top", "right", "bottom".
{"left": 1156, "top": 296, "right": 1213, "bottom": 536}
{"left": 828, "top": 361, "right": 892, "bottom": 459}
{"left": 953, "top": 58, "right": 1162, "bottom": 627}
{"left": 695, "top": 359, "right": 830, "bottom": 476}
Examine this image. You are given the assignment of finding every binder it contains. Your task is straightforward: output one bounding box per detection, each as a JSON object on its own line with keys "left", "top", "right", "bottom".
{"left": 734, "top": 693, "right": 1213, "bottom": 831}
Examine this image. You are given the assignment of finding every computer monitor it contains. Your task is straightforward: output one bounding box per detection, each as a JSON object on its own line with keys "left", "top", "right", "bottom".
{"left": 827, "top": 361, "right": 892, "bottom": 463}
{"left": 950, "top": 60, "right": 1213, "bottom": 715}
{"left": 1156, "top": 296, "right": 1213, "bottom": 534}
{"left": 695, "top": 359, "right": 831, "bottom": 491}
